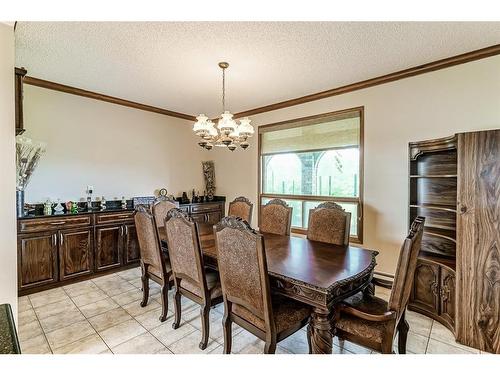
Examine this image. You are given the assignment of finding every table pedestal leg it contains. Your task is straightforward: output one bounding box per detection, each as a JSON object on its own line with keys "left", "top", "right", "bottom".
{"left": 308, "top": 307, "right": 333, "bottom": 354}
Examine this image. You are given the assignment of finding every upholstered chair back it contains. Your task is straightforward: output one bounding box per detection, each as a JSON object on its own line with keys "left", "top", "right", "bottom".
{"left": 228, "top": 196, "right": 254, "bottom": 225}
{"left": 388, "top": 216, "right": 425, "bottom": 318}
{"left": 134, "top": 205, "right": 166, "bottom": 279}
{"left": 259, "top": 199, "right": 292, "bottom": 236}
{"left": 164, "top": 208, "right": 206, "bottom": 291}
{"left": 151, "top": 196, "right": 179, "bottom": 237}
{"left": 214, "top": 216, "right": 273, "bottom": 328}
{"left": 307, "top": 202, "right": 351, "bottom": 246}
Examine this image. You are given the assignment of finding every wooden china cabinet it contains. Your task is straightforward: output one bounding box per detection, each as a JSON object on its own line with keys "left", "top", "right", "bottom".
{"left": 408, "top": 129, "right": 500, "bottom": 353}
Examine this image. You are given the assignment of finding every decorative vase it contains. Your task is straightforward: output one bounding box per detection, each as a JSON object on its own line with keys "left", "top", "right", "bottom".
{"left": 202, "top": 161, "right": 216, "bottom": 201}
{"left": 16, "top": 190, "right": 25, "bottom": 218}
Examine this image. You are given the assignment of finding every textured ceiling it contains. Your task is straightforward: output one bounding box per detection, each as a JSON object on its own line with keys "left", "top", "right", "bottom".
{"left": 15, "top": 22, "right": 500, "bottom": 118}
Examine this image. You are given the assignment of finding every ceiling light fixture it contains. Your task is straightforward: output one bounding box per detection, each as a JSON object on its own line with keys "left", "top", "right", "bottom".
{"left": 193, "top": 62, "right": 254, "bottom": 151}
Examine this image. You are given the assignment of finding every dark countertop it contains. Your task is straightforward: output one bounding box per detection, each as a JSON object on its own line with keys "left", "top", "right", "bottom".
{"left": 0, "top": 304, "right": 21, "bottom": 354}
{"left": 18, "top": 207, "right": 134, "bottom": 220}
{"left": 18, "top": 196, "right": 226, "bottom": 220}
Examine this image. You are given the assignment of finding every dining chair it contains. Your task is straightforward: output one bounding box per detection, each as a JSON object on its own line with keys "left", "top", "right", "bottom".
{"left": 214, "top": 216, "right": 311, "bottom": 354}
{"left": 259, "top": 198, "right": 292, "bottom": 236}
{"left": 164, "top": 208, "right": 223, "bottom": 350}
{"left": 134, "top": 205, "right": 173, "bottom": 322}
{"left": 151, "top": 195, "right": 179, "bottom": 249}
{"left": 307, "top": 202, "right": 351, "bottom": 245}
{"left": 228, "top": 196, "right": 254, "bottom": 225}
{"left": 331, "top": 216, "right": 425, "bottom": 354}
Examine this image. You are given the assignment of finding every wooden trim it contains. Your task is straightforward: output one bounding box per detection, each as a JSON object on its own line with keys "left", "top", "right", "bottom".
{"left": 235, "top": 44, "right": 500, "bottom": 118}
{"left": 257, "top": 106, "right": 364, "bottom": 243}
{"left": 19, "top": 45, "right": 500, "bottom": 123}
{"left": 260, "top": 193, "right": 359, "bottom": 203}
{"left": 258, "top": 106, "right": 364, "bottom": 132}
{"left": 258, "top": 108, "right": 361, "bottom": 133}
{"left": 23, "top": 75, "right": 196, "bottom": 121}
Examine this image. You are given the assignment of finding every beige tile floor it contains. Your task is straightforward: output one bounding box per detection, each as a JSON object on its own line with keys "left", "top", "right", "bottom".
{"left": 17, "top": 267, "right": 486, "bottom": 354}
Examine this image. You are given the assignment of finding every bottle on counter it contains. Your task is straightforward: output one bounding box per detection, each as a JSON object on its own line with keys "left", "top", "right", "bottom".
{"left": 43, "top": 199, "right": 52, "bottom": 215}
{"left": 121, "top": 196, "right": 127, "bottom": 209}
{"left": 100, "top": 196, "right": 106, "bottom": 211}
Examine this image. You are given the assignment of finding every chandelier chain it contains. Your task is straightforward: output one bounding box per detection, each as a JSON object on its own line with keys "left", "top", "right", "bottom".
{"left": 222, "top": 66, "right": 226, "bottom": 112}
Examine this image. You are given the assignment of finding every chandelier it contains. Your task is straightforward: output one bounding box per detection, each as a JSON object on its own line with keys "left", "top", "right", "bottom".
{"left": 193, "top": 62, "right": 254, "bottom": 151}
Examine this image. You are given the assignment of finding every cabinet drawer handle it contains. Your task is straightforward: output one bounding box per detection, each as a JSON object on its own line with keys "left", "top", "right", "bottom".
{"left": 52, "top": 233, "right": 57, "bottom": 246}
{"left": 125, "top": 225, "right": 128, "bottom": 235}
{"left": 59, "top": 232, "right": 64, "bottom": 246}
{"left": 50, "top": 221, "right": 66, "bottom": 225}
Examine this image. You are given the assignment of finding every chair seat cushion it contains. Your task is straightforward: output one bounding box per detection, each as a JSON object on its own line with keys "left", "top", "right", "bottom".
{"left": 233, "top": 295, "right": 311, "bottom": 333}
{"left": 181, "top": 269, "right": 222, "bottom": 300}
{"left": 335, "top": 292, "right": 390, "bottom": 344}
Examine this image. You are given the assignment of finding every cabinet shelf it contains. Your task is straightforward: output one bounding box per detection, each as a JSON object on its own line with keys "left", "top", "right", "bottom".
{"left": 409, "top": 203, "right": 457, "bottom": 212}
{"left": 410, "top": 174, "right": 457, "bottom": 178}
{"left": 424, "top": 226, "right": 456, "bottom": 242}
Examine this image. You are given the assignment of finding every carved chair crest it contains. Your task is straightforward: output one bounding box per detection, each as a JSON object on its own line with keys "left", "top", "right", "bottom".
{"left": 165, "top": 208, "right": 192, "bottom": 223}
{"left": 408, "top": 216, "right": 425, "bottom": 238}
{"left": 316, "top": 201, "right": 344, "bottom": 211}
{"left": 232, "top": 196, "right": 252, "bottom": 205}
{"left": 152, "top": 195, "right": 178, "bottom": 205}
{"left": 265, "top": 198, "right": 289, "bottom": 208}
{"left": 214, "top": 215, "right": 258, "bottom": 235}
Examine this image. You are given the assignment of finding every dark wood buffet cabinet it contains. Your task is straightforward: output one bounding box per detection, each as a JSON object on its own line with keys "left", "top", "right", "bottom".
{"left": 17, "top": 200, "right": 225, "bottom": 296}
{"left": 408, "top": 129, "right": 500, "bottom": 354}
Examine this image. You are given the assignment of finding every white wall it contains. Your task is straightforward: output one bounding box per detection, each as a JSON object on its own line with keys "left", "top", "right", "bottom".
{"left": 211, "top": 55, "right": 500, "bottom": 275}
{"left": 23, "top": 85, "right": 207, "bottom": 203}
{"left": 0, "top": 23, "right": 17, "bottom": 319}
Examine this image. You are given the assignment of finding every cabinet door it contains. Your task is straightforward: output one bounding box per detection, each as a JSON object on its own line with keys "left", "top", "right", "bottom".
{"left": 439, "top": 267, "right": 456, "bottom": 332}
{"left": 58, "top": 228, "right": 93, "bottom": 280}
{"left": 456, "top": 129, "right": 500, "bottom": 353}
{"left": 123, "top": 224, "right": 140, "bottom": 265}
{"left": 205, "top": 211, "right": 222, "bottom": 225}
{"left": 409, "top": 259, "right": 440, "bottom": 317}
{"left": 18, "top": 232, "right": 58, "bottom": 290}
{"left": 191, "top": 213, "right": 207, "bottom": 224}
{"left": 95, "top": 225, "right": 123, "bottom": 271}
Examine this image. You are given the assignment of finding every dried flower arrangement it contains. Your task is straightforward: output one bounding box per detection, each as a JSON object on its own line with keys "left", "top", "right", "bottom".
{"left": 16, "top": 136, "right": 46, "bottom": 191}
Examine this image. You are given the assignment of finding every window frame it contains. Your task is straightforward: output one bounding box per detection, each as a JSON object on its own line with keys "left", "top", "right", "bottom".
{"left": 257, "top": 106, "right": 364, "bottom": 244}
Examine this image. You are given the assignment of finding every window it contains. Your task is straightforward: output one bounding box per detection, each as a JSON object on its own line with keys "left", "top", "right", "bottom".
{"left": 258, "top": 107, "right": 364, "bottom": 243}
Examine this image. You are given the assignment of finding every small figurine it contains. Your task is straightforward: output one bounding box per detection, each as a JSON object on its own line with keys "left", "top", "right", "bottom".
{"left": 181, "top": 192, "right": 190, "bottom": 204}
{"left": 121, "top": 196, "right": 127, "bottom": 209}
{"left": 43, "top": 199, "right": 52, "bottom": 215}
{"left": 54, "top": 199, "right": 64, "bottom": 213}
{"left": 100, "top": 196, "right": 106, "bottom": 211}
{"left": 71, "top": 202, "right": 79, "bottom": 214}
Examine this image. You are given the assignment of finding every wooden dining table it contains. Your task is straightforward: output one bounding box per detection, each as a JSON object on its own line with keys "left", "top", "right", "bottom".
{"left": 197, "top": 224, "right": 379, "bottom": 354}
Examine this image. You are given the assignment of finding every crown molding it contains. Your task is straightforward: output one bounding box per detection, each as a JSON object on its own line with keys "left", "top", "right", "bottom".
{"left": 19, "top": 43, "right": 500, "bottom": 123}
{"left": 233, "top": 43, "right": 500, "bottom": 119}
{"left": 22, "top": 75, "right": 196, "bottom": 121}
